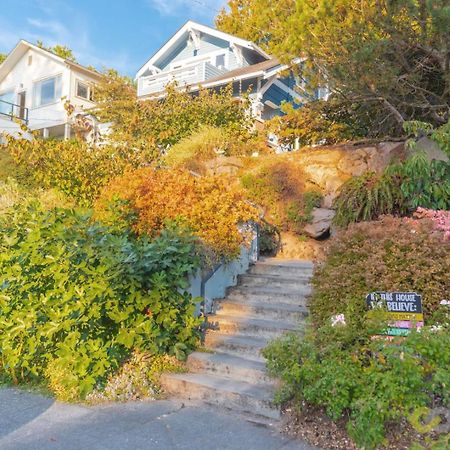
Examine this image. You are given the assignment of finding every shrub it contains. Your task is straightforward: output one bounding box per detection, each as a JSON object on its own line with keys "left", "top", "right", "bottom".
{"left": 0, "top": 204, "right": 201, "bottom": 399}
{"left": 264, "top": 213, "right": 450, "bottom": 449}
{"left": 164, "top": 125, "right": 229, "bottom": 173}
{"left": 388, "top": 153, "right": 450, "bottom": 213}
{"left": 6, "top": 137, "right": 155, "bottom": 206}
{"left": 333, "top": 171, "right": 402, "bottom": 227}
{"left": 333, "top": 153, "right": 450, "bottom": 227}
{"left": 258, "top": 222, "right": 280, "bottom": 256}
{"left": 311, "top": 216, "right": 450, "bottom": 324}
{"left": 240, "top": 160, "right": 322, "bottom": 234}
{"left": 96, "top": 167, "right": 258, "bottom": 260}
{"left": 164, "top": 125, "right": 265, "bottom": 174}
{"left": 264, "top": 321, "right": 449, "bottom": 450}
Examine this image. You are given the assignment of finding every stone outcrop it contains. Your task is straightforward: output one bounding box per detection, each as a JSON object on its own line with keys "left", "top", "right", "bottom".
{"left": 303, "top": 208, "right": 336, "bottom": 239}
{"left": 293, "top": 141, "right": 406, "bottom": 206}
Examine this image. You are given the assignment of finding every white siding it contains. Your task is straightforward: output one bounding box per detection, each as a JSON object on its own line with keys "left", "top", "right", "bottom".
{"left": 0, "top": 48, "right": 98, "bottom": 133}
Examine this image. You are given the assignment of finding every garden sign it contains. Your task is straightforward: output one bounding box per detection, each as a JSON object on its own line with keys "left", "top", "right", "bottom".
{"left": 366, "top": 292, "right": 423, "bottom": 337}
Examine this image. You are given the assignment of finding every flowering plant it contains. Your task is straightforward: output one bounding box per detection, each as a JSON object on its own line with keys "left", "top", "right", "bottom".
{"left": 330, "top": 314, "right": 346, "bottom": 327}
{"left": 412, "top": 207, "right": 450, "bottom": 240}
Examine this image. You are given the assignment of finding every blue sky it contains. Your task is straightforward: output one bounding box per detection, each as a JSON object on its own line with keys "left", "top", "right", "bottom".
{"left": 0, "top": 0, "right": 227, "bottom": 75}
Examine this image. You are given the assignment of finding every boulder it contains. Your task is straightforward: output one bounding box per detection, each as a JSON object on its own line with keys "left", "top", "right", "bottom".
{"left": 303, "top": 208, "right": 336, "bottom": 239}
{"left": 409, "top": 137, "right": 449, "bottom": 163}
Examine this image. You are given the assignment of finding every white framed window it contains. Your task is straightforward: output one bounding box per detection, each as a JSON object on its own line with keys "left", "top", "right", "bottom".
{"left": 0, "top": 90, "right": 15, "bottom": 115}
{"left": 33, "top": 74, "right": 62, "bottom": 107}
{"left": 76, "top": 80, "right": 93, "bottom": 101}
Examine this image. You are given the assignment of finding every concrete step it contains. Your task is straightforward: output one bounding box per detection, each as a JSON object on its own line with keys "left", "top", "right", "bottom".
{"left": 214, "top": 299, "right": 309, "bottom": 323}
{"left": 204, "top": 333, "right": 269, "bottom": 362}
{"left": 238, "top": 275, "right": 311, "bottom": 293}
{"left": 238, "top": 273, "right": 312, "bottom": 290}
{"left": 160, "top": 372, "right": 280, "bottom": 420}
{"left": 249, "top": 260, "right": 314, "bottom": 277}
{"left": 208, "top": 314, "right": 301, "bottom": 339}
{"left": 226, "top": 288, "right": 310, "bottom": 306}
{"left": 187, "top": 351, "right": 272, "bottom": 384}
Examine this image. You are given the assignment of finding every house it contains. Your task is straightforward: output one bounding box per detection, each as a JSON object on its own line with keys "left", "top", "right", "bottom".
{"left": 0, "top": 40, "right": 102, "bottom": 140}
{"left": 136, "top": 21, "right": 322, "bottom": 122}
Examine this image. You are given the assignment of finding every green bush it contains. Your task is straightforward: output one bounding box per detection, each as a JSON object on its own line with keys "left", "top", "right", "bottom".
{"left": 263, "top": 216, "right": 450, "bottom": 448}
{"left": 333, "top": 171, "right": 402, "bottom": 227}
{"left": 6, "top": 137, "right": 155, "bottom": 207}
{"left": 264, "top": 321, "right": 449, "bottom": 450}
{"left": 0, "top": 204, "right": 201, "bottom": 399}
{"left": 334, "top": 153, "right": 450, "bottom": 227}
{"left": 258, "top": 222, "right": 280, "bottom": 256}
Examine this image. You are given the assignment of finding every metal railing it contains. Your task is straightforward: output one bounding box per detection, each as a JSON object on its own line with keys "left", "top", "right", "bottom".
{"left": 0, "top": 99, "right": 29, "bottom": 124}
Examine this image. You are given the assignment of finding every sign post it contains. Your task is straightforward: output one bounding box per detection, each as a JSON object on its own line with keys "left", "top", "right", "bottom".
{"left": 366, "top": 292, "right": 423, "bottom": 337}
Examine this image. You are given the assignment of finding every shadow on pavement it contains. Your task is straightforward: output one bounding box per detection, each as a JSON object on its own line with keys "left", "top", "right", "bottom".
{"left": 0, "top": 387, "right": 54, "bottom": 439}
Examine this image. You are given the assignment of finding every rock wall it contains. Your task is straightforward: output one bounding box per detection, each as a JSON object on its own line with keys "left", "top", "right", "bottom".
{"left": 293, "top": 141, "right": 405, "bottom": 207}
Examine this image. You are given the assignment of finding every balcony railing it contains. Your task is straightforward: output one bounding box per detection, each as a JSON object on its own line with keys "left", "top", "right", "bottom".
{"left": 138, "top": 61, "right": 228, "bottom": 97}
{"left": 0, "top": 99, "right": 29, "bottom": 124}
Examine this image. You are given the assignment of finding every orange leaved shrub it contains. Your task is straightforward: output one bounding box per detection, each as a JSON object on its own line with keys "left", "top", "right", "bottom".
{"left": 96, "top": 167, "right": 258, "bottom": 259}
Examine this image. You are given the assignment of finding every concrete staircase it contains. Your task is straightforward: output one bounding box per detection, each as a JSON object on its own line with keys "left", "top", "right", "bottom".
{"left": 161, "top": 259, "right": 313, "bottom": 420}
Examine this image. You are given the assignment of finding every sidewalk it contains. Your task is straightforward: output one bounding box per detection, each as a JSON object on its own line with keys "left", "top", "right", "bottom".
{"left": 0, "top": 387, "right": 317, "bottom": 450}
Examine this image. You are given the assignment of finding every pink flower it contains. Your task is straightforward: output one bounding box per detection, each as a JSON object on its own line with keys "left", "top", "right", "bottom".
{"left": 331, "top": 314, "right": 346, "bottom": 327}
{"left": 440, "top": 300, "right": 450, "bottom": 306}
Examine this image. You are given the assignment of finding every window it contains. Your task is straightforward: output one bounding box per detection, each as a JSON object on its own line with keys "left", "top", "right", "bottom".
{"left": 0, "top": 90, "right": 14, "bottom": 115}
{"left": 76, "top": 80, "right": 93, "bottom": 100}
{"left": 215, "top": 54, "right": 225, "bottom": 68}
{"left": 193, "top": 49, "right": 198, "bottom": 57}
{"left": 33, "top": 75, "right": 62, "bottom": 107}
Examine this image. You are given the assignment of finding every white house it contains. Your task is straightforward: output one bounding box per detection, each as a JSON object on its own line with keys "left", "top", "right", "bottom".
{"left": 136, "top": 21, "right": 320, "bottom": 122}
{"left": 0, "top": 40, "right": 102, "bottom": 140}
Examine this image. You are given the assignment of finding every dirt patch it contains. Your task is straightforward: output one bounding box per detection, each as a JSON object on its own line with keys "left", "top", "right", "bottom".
{"left": 275, "top": 233, "right": 326, "bottom": 262}
{"left": 281, "top": 403, "right": 435, "bottom": 450}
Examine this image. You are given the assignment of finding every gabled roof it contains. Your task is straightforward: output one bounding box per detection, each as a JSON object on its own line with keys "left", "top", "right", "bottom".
{"left": 136, "top": 20, "right": 271, "bottom": 79}
{"left": 0, "top": 40, "right": 103, "bottom": 84}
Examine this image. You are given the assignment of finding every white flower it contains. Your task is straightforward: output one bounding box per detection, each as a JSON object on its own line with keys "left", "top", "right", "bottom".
{"left": 430, "top": 325, "right": 443, "bottom": 333}
{"left": 439, "top": 299, "right": 450, "bottom": 306}
{"left": 331, "top": 314, "right": 346, "bottom": 327}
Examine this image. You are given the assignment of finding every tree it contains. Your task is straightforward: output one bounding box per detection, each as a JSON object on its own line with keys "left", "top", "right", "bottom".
{"left": 217, "top": 1, "right": 450, "bottom": 136}
{"left": 216, "top": 0, "right": 294, "bottom": 50}
{"left": 0, "top": 53, "right": 6, "bottom": 64}
{"left": 93, "top": 72, "right": 254, "bottom": 155}
{"left": 36, "top": 40, "right": 77, "bottom": 62}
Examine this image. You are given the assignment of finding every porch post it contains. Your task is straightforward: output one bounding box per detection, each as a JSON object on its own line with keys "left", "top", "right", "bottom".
{"left": 64, "top": 123, "right": 71, "bottom": 140}
{"left": 42, "top": 128, "right": 49, "bottom": 139}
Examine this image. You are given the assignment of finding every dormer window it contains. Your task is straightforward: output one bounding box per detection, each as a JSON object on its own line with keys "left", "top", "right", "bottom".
{"left": 215, "top": 54, "right": 225, "bottom": 69}
{"left": 193, "top": 49, "right": 198, "bottom": 57}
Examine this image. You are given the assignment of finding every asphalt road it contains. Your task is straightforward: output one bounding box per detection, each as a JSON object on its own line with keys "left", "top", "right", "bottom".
{"left": 0, "top": 387, "right": 317, "bottom": 450}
